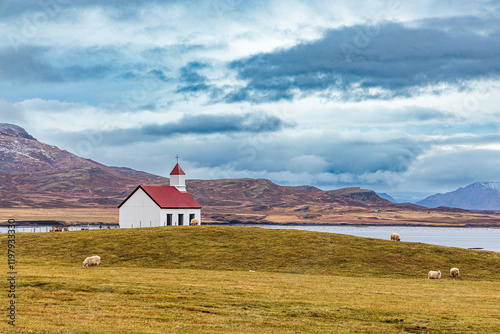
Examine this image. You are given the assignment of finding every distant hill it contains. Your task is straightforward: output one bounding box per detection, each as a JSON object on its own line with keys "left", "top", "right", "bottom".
{"left": 376, "top": 192, "right": 395, "bottom": 202}
{"left": 0, "top": 123, "right": 395, "bottom": 209}
{"left": 417, "top": 182, "right": 500, "bottom": 211}
{"left": 389, "top": 194, "right": 422, "bottom": 204}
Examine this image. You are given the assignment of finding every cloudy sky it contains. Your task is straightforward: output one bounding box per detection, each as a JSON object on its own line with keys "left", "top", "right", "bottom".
{"left": 1, "top": 0, "right": 500, "bottom": 198}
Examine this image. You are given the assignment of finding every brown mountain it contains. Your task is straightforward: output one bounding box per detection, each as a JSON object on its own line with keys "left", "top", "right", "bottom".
{"left": 0, "top": 124, "right": 168, "bottom": 207}
{"left": 0, "top": 123, "right": 404, "bottom": 209}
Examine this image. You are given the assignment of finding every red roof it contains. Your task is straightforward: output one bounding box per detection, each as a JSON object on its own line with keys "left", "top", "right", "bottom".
{"left": 118, "top": 185, "right": 201, "bottom": 209}
{"left": 170, "top": 163, "right": 185, "bottom": 175}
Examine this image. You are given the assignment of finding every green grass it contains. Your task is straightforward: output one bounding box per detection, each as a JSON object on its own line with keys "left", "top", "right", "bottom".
{"left": 14, "top": 226, "right": 500, "bottom": 279}
{"left": 1, "top": 226, "right": 499, "bottom": 333}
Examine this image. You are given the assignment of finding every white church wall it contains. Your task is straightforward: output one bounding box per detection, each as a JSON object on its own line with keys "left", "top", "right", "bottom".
{"left": 159, "top": 208, "right": 201, "bottom": 226}
{"left": 119, "top": 188, "right": 161, "bottom": 228}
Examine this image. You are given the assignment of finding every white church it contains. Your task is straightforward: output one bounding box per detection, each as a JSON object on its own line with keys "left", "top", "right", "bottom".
{"left": 118, "top": 163, "right": 202, "bottom": 228}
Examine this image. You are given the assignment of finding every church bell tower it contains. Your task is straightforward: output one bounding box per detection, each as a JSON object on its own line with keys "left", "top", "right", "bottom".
{"left": 169, "top": 156, "right": 186, "bottom": 192}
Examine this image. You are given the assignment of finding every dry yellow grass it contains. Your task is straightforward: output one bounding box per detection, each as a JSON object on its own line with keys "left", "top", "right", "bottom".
{"left": 203, "top": 204, "right": 500, "bottom": 226}
{"left": 2, "top": 205, "right": 500, "bottom": 227}
{"left": 0, "top": 208, "right": 118, "bottom": 224}
{"left": 1, "top": 266, "right": 499, "bottom": 333}
{"left": 0, "top": 226, "right": 499, "bottom": 333}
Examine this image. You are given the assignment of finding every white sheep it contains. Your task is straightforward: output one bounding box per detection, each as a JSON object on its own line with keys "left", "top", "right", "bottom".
{"left": 190, "top": 218, "right": 199, "bottom": 226}
{"left": 428, "top": 270, "right": 441, "bottom": 279}
{"left": 83, "top": 255, "right": 101, "bottom": 268}
{"left": 450, "top": 267, "right": 459, "bottom": 278}
{"left": 390, "top": 233, "right": 401, "bottom": 241}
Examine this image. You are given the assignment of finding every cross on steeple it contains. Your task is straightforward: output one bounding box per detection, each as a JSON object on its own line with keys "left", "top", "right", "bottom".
{"left": 175, "top": 154, "right": 180, "bottom": 164}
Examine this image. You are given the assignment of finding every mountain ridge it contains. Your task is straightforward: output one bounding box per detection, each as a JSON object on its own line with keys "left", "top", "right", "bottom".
{"left": 0, "top": 123, "right": 37, "bottom": 140}
{"left": 0, "top": 123, "right": 395, "bottom": 209}
{"left": 417, "top": 181, "right": 500, "bottom": 211}
{"left": 3, "top": 123, "right": 500, "bottom": 226}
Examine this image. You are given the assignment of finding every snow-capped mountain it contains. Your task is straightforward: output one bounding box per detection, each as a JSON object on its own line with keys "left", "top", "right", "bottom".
{"left": 417, "top": 182, "right": 500, "bottom": 211}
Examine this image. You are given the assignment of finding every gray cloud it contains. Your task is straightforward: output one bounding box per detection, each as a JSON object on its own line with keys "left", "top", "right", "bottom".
{"left": 176, "top": 61, "right": 214, "bottom": 93}
{"left": 0, "top": 42, "right": 173, "bottom": 87}
{"left": 50, "top": 112, "right": 292, "bottom": 147}
{"left": 0, "top": 44, "right": 173, "bottom": 104}
{"left": 142, "top": 112, "right": 288, "bottom": 136}
{"left": 143, "top": 129, "right": 427, "bottom": 176}
{"left": 0, "top": 46, "right": 62, "bottom": 82}
{"left": 0, "top": 46, "right": 120, "bottom": 83}
{"left": 228, "top": 17, "right": 500, "bottom": 102}
{"left": 80, "top": 127, "right": 429, "bottom": 191}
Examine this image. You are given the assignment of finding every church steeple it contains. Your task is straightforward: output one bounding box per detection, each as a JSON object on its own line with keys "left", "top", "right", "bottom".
{"left": 170, "top": 157, "right": 186, "bottom": 192}
{"left": 170, "top": 163, "right": 185, "bottom": 176}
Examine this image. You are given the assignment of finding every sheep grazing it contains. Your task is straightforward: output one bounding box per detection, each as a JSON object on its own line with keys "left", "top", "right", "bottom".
{"left": 428, "top": 270, "right": 441, "bottom": 279}
{"left": 190, "top": 218, "right": 199, "bottom": 226}
{"left": 450, "top": 267, "right": 460, "bottom": 278}
{"left": 83, "top": 255, "right": 101, "bottom": 268}
{"left": 390, "top": 233, "right": 401, "bottom": 241}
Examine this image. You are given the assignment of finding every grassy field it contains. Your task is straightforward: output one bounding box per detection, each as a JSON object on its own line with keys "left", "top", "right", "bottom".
{"left": 1, "top": 226, "right": 499, "bottom": 333}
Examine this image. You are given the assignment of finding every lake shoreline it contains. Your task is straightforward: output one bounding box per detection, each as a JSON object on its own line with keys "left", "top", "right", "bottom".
{"left": 206, "top": 222, "right": 500, "bottom": 228}
{"left": 231, "top": 224, "right": 500, "bottom": 252}
{"left": 2, "top": 220, "right": 500, "bottom": 229}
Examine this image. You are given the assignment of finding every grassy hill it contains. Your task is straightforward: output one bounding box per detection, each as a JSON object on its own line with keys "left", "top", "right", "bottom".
{"left": 17, "top": 226, "right": 500, "bottom": 279}
{"left": 2, "top": 226, "right": 500, "bottom": 333}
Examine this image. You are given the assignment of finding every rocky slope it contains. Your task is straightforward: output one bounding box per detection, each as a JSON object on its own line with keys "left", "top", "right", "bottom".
{"left": 0, "top": 123, "right": 168, "bottom": 207}
{"left": 417, "top": 182, "right": 500, "bottom": 211}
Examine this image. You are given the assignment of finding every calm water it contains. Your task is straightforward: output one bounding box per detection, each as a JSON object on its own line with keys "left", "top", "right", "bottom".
{"left": 241, "top": 224, "right": 500, "bottom": 252}
{"left": 3, "top": 223, "right": 498, "bottom": 252}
